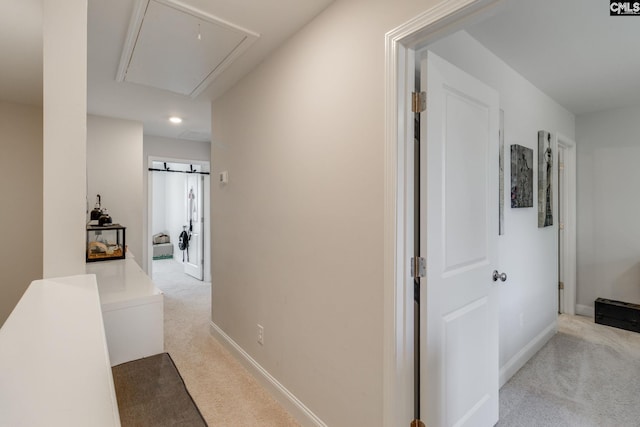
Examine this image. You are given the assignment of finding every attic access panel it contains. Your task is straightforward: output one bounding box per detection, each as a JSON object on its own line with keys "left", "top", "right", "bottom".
{"left": 117, "top": 0, "right": 259, "bottom": 98}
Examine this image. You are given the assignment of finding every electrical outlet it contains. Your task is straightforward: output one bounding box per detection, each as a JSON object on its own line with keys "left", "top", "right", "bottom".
{"left": 257, "top": 324, "right": 264, "bottom": 345}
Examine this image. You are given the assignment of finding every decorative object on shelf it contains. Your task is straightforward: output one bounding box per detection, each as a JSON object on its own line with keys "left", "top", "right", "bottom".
{"left": 538, "top": 130, "right": 553, "bottom": 227}
{"left": 88, "top": 194, "right": 115, "bottom": 226}
{"left": 98, "top": 208, "right": 113, "bottom": 226}
{"left": 510, "top": 144, "right": 533, "bottom": 208}
{"left": 90, "top": 194, "right": 102, "bottom": 221}
{"left": 87, "top": 224, "right": 126, "bottom": 262}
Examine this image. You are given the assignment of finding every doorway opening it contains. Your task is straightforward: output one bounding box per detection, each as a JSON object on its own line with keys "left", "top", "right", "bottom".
{"left": 383, "top": 3, "right": 507, "bottom": 424}
{"left": 556, "top": 134, "right": 577, "bottom": 315}
{"left": 147, "top": 158, "right": 211, "bottom": 283}
{"left": 558, "top": 144, "right": 564, "bottom": 313}
{"left": 384, "top": 1, "right": 579, "bottom": 425}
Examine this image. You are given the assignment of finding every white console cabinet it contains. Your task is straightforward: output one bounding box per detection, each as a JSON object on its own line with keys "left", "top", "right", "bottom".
{"left": 87, "top": 258, "right": 164, "bottom": 366}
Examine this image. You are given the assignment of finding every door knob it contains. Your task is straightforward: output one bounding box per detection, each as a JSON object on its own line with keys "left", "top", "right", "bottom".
{"left": 492, "top": 270, "right": 507, "bottom": 282}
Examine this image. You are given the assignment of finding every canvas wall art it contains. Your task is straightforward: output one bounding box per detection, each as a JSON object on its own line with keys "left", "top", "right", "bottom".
{"left": 510, "top": 144, "right": 533, "bottom": 208}
{"left": 538, "top": 130, "right": 553, "bottom": 227}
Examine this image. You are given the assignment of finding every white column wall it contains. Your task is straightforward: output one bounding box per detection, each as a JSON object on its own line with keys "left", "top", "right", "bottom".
{"left": 42, "top": 0, "right": 87, "bottom": 277}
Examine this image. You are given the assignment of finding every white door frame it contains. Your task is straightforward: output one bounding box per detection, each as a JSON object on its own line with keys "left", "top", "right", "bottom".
{"left": 146, "top": 156, "right": 211, "bottom": 281}
{"left": 555, "top": 133, "right": 577, "bottom": 315}
{"left": 382, "top": 1, "right": 505, "bottom": 425}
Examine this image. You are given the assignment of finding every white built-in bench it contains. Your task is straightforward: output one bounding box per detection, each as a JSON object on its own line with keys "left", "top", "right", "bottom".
{"left": 0, "top": 275, "right": 122, "bottom": 426}
{"left": 0, "top": 258, "right": 164, "bottom": 426}
{"left": 87, "top": 257, "right": 164, "bottom": 366}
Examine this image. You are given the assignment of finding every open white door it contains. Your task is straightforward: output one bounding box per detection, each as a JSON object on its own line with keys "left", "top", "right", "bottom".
{"left": 556, "top": 134, "right": 576, "bottom": 315}
{"left": 184, "top": 173, "right": 204, "bottom": 280}
{"left": 557, "top": 144, "right": 565, "bottom": 313}
{"left": 420, "top": 51, "right": 500, "bottom": 427}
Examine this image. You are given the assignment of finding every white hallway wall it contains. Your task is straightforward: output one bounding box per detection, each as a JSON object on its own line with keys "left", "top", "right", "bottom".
{"left": 151, "top": 171, "right": 188, "bottom": 259}
{"left": 0, "top": 101, "right": 42, "bottom": 327}
{"left": 151, "top": 172, "right": 167, "bottom": 235}
{"left": 210, "top": 0, "right": 444, "bottom": 425}
{"left": 429, "top": 31, "right": 575, "bottom": 383}
{"left": 576, "top": 107, "right": 640, "bottom": 313}
{"left": 87, "top": 115, "right": 143, "bottom": 265}
{"left": 166, "top": 173, "right": 187, "bottom": 260}
{"left": 1, "top": 1, "right": 85, "bottom": 323}
{"left": 87, "top": 121, "right": 212, "bottom": 272}
{"left": 86, "top": 129, "right": 210, "bottom": 275}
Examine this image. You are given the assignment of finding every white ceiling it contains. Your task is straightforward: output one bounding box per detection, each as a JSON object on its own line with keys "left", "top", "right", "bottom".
{"left": 87, "top": 0, "right": 334, "bottom": 140}
{"left": 2, "top": 0, "right": 640, "bottom": 140}
{"left": 466, "top": 0, "right": 640, "bottom": 116}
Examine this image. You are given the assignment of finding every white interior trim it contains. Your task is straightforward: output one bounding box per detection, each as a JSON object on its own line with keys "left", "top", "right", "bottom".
{"left": 498, "top": 320, "right": 557, "bottom": 387}
{"left": 556, "top": 133, "right": 577, "bottom": 315}
{"left": 382, "top": 17, "right": 413, "bottom": 427}
{"left": 383, "top": 1, "right": 505, "bottom": 425}
{"left": 576, "top": 304, "right": 595, "bottom": 318}
{"left": 209, "top": 322, "right": 327, "bottom": 427}
{"left": 115, "top": 0, "right": 148, "bottom": 84}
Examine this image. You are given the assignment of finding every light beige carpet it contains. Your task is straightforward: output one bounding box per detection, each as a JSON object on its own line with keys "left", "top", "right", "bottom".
{"left": 156, "top": 260, "right": 638, "bottom": 426}
{"left": 498, "top": 314, "right": 640, "bottom": 426}
{"left": 152, "top": 259, "right": 300, "bottom": 426}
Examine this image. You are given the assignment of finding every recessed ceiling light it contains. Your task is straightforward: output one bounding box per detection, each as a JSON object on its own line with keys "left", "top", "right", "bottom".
{"left": 169, "top": 116, "right": 182, "bottom": 124}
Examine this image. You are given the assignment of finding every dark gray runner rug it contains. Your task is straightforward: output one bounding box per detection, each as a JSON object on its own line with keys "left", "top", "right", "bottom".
{"left": 112, "top": 353, "right": 207, "bottom": 426}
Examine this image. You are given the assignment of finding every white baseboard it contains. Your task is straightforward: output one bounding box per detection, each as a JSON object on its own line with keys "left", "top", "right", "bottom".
{"left": 209, "top": 322, "right": 327, "bottom": 427}
{"left": 499, "top": 320, "right": 557, "bottom": 388}
{"left": 575, "top": 304, "right": 594, "bottom": 318}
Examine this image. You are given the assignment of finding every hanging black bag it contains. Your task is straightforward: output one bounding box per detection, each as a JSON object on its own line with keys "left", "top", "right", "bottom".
{"left": 179, "top": 228, "right": 190, "bottom": 262}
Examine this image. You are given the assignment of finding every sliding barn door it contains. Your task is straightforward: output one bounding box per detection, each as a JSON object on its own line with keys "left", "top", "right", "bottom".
{"left": 184, "top": 174, "right": 204, "bottom": 280}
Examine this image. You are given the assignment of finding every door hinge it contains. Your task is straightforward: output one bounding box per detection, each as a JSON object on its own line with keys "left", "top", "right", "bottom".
{"left": 559, "top": 222, "right": 565, "bottom": 230}
{"left": 411, "top": 257, "right": 426, "bottom": 278}
{"left": 412, "top": 91, "right": 426, "bottom": 113}
{"left": 559, "top": 281, "right": 565, "bottom": 290}
{"left": 559, "top": 162, "right": 565, "bottom": 170}
{"left": 411, "top": 420, "right": 426, "bottom": 427}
